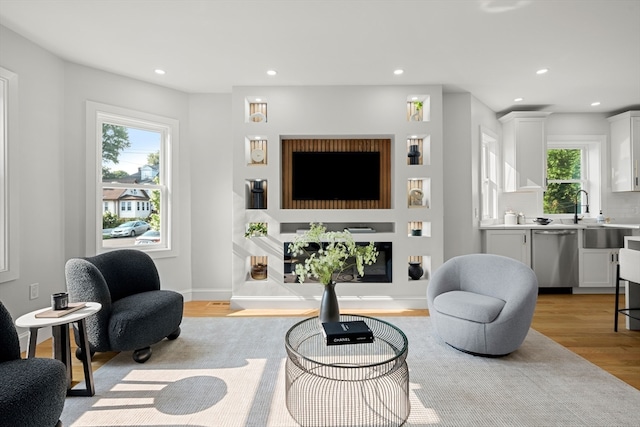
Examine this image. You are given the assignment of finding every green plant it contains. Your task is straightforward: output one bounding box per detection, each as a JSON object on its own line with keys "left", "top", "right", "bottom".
{"left": 413, "top": 100, "right": 423, "bottom": 111}
{"left": 287, "top": 223, "right": 378, "bottom": 285}
{"left": 244, "top": 222, "right": 268, "bottom": 238}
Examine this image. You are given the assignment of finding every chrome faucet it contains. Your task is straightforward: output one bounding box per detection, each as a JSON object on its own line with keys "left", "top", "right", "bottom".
{"left": 574, "top": 189, "right": 590, "bottom": 224}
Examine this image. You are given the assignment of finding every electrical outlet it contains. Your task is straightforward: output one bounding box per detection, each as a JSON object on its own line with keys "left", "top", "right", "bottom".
{"left": 29, "top": 283, "right": 39, "bottom": 300}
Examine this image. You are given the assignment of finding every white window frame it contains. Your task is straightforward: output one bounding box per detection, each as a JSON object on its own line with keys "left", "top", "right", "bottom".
{"left": 480, "top": 127, "right": 499, "bottom": 224}
{"left": 86, "top": 102, "right": 178, "bottom": 257}
{"left": 545, "top": 135, "right": 603, "bottom": 219}
{"left": 0, "top": 67, "right": 19, "bottom": 283}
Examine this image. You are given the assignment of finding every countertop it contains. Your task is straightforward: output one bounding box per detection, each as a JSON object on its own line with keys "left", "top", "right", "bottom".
{"left": 480, "top": 222, "right": 640, "bottom": 230}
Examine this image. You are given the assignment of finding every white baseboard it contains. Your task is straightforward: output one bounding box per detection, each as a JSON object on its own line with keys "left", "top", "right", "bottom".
{"left": 229, "top": 295, "right": 428, "bottom": 310}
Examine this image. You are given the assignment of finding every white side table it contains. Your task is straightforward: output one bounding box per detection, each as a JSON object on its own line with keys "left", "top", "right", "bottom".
{"left": 15, "top": 302, "right": 101, "bottom": 396}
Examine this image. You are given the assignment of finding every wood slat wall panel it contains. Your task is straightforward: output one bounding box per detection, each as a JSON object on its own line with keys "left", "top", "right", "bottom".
{"left": 281, "top": 138, "right": 391, "bottom": 209}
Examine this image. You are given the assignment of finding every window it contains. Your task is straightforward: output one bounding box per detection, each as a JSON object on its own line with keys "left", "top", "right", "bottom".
{"left": 544, "top": 136, "right": 603, "bottom": 217}
{"left": 0, "top": 67, "right": 19, "bottom": 283}
{"left": 480, "top": 127, "right": 499, "bottom": 222}
{"left": 87, "top": 102, "right": 178, "bottom": 255}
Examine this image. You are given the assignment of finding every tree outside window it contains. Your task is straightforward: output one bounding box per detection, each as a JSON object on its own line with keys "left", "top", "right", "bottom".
{"left": 544, "top": 148, "right": 585, "bottom": 214}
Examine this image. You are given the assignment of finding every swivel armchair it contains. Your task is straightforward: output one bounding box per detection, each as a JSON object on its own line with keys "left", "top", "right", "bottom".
{"left": 65, "top": 249, "right": 183, "bottom": 363}
{"left": 427, "top": 254, "right": 538, "bottom": 356}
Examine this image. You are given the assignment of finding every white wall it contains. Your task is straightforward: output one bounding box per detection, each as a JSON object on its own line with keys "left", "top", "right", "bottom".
{"left": 443, "top": 93, "right": 501, "bottom": 259}
{"left": 0, "top": 26, "right": 66, "bottom": 323}
{"left": 188, "top": 93, "right": 234, "bottom": 300}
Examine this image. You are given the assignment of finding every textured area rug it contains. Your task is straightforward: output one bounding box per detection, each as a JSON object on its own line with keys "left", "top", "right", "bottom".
{"left": 61, "top": 316, "right": 640, "bottom": 426}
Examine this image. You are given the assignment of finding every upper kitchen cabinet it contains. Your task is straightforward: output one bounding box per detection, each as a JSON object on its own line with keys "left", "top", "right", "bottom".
{"left": 499, "top": 112, "right": 551, "bottom": 192}
{"left": 609, "top": 111, "right": 640, "bottom": 192}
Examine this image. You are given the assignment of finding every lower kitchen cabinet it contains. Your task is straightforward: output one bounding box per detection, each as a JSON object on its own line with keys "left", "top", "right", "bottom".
{"left": 579, "top": 249, "right": 618, "bottom": 287}
{"left": 482, "top": 230, "right": 531, "bottom": 266}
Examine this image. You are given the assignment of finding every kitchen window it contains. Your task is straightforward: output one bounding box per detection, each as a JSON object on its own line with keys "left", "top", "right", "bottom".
{"left": 544, "top": 136, "right": 603, "bottom": 217}
{"left": 87, "top": 102, "right": 178, "bottom": 256}
{"left": 480, "top": 127, "right": 499, "bottom": 222}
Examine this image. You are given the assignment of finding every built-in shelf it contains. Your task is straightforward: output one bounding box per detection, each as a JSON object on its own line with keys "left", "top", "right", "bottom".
{"left": 249, "top": 256, "right": 268, "bottom": 280}
{"left": 246, "top": 179, "right": 267, "bottom": 209}
{"left": 406, "top": 95, "right": 431, "bottom": 122}
{"left": 407, "top": 178, "right": 430, "bottom": 208}
{"left": 408, "top": 221, "right": 431, "bottom": 237}
{"left": 279, "top": 222, "right": 395, "bottom": 235}
{"left": 246, "top": 136, "right": 267, "bottom": 165}
{"left": 245, "top": 96, "right": 268, "bottom": 123}
{"left": 408, "top": 255, "right": 430, "bottom": 280}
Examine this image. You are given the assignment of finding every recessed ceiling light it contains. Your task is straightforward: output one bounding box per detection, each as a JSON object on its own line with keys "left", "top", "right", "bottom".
{"left": 394, "top": 69, "right": 404, "bottom": 75}
{"left": 154, "top": 69, "right": 166, "bottom": 75}
{"left": 536, "top": 68, "right": 549, "bottom": 75}
{"left": 591, "top": 101, "right": 601, "bottom": 107}
{"left": 514, "top": 97, "right": 524, "bottom": 102}
{"left": 266, "top": 70, "right": 277, "bottom": 76}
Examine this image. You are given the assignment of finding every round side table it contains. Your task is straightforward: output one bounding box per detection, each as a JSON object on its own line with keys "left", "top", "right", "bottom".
{"left": 15, "top": 302, "right": 101, "bottom": 396}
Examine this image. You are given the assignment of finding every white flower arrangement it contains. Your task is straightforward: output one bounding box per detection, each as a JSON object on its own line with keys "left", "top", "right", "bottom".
{"left": 287, "top": 223, "right": 378, "bottom": 285}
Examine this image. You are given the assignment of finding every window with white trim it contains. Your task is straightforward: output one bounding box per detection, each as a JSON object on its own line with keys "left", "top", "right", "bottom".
{"left": 88, "top": 102, "right": 177, "bottom": 254}
{"left": 480, "top": 127, "right": 499, "bottom": 222}
{"left": 0, "top": 67, "right": 19, "bottom": 283}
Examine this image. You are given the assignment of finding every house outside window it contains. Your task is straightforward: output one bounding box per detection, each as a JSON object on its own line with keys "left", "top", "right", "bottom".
{"left": 87, "top": 102, "right": 178, "bottom": 255}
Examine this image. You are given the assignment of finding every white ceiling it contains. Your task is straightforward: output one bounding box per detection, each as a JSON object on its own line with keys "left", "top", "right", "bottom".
{"left": 1, "top": 0, "right": 639, "bottom": 114}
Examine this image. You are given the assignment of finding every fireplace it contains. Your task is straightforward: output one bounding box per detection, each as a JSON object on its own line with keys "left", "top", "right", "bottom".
{"left": 283, "top": 242, "right": 392, "bottom": 283}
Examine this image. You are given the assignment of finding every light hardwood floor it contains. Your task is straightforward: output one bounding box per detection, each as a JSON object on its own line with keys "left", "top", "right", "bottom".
{"left": 27, "top": 294, "right": 640, "bottom": 391}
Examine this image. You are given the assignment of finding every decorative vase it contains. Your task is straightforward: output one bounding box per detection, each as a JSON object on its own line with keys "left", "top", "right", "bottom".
{"left": 408, "top": 262, "right": 424, "bottom": 280}
{"left": 408, "top": 144, "right": 421, "bottom": 165}
{"left": 319, "top": 281, "right": 340, "bottom": 324}
{"left": 250, "top": 263, "right": 267, "bottom": 280}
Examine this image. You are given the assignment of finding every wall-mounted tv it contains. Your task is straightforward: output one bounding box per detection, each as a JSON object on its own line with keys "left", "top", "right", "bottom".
{"left": 292, "top": 151, "right": 380, "bottom": 201}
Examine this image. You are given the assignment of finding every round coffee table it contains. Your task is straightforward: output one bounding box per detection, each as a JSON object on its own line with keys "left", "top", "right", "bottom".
{"left": 285, "top": 314, "right": 409, "bottom": 427}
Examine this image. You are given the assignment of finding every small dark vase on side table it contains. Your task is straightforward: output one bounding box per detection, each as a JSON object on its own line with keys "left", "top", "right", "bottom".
{"left": 319, "top": 282, "right": 340, "bottom": 323}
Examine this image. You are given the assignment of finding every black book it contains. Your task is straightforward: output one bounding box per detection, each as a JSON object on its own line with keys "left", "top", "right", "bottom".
{"left": 322, "top": 320, "right": 374, "bottom": 345}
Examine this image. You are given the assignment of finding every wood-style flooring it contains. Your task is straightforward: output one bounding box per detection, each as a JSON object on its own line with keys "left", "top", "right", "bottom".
{"left": 26, "top": 294, "right": 640, "bottom": 391}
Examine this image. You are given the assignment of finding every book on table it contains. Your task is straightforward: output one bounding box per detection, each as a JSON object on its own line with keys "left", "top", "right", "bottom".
{"left": 322, "top": 320, "right": 374, "bottom": 345}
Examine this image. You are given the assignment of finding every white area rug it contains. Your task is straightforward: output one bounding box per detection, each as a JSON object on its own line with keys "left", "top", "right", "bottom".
{"left": 61, "top": 316, "right": 640, "bottom": 426}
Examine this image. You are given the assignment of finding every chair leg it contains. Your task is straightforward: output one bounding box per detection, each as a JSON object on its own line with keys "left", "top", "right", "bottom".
{"left": 167, "top": 327, "right": 181, "bottom": 340}
{"left": 615, "top": 264, "right": 620, "bottom": 332}
{"left": 133, "top": 347, "right": 152, "bottom": 363}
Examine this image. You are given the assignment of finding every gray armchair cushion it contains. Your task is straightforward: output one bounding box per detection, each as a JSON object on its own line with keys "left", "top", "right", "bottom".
{"left": 0, "top": 301, "right": 67, "bottom": 426}
{"left": 427, "top": 254, "right": 538, "bottom": 356}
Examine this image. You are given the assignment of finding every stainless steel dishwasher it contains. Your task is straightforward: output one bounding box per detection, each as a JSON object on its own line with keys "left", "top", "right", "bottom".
{"left": 532, "top": 229, "right": 579, "bottom": 288}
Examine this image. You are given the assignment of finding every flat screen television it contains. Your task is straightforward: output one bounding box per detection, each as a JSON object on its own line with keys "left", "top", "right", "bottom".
{"left": 292, "top": 151, "right": 381, "bottom": 200}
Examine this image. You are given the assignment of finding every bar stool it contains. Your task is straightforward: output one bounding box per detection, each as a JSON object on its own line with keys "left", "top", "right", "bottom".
{"left": 614, "top": 248, "right": 640, "bottom": 331}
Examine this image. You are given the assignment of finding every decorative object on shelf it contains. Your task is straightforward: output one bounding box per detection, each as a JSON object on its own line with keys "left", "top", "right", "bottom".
{"left": 250, "top": 263, "right": 267, "bottom": 280}
{"left": 408, "top": 261, "right": 424, "bottom": 280}
{"left": 407, "top": 144, "right": 421, "bottom": 165}
{"left": 411, "top": 100, "right": 423, "bottom": 121}
{"left": 411, "top": 228, "right": 422, "bottom": 236}
{"left": 319, "top": 281, "right": 340, "bottom": 323}
{"left": 287, "top": 223, "right": 379, "bottom": 323}
{"left": 250, "top": 147, "right": 265, "bottom": 164}
{"left": 244, "top": 222, "right": 268, "bottom": 238}
{"left": 409, "top": 188, "right": 424, "bottom": 207}
{"left": 249, "top": 112, "right": 266, "bottom": 122}
{"left": 250, "top": 180, "right": 266, "bottom": 209}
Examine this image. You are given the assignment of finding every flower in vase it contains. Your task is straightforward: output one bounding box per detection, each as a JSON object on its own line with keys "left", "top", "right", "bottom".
{"left": 287, "top": 223, "right": 378, "bottom": 285}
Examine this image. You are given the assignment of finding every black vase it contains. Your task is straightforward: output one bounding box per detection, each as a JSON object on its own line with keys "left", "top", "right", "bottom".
{"left": 319, "top": 282, "right": 340, "bottom": 323}
{"left": 408, "top": 262, "right": 424, "bottom": 280}
{"left": 407, "top": 144, "right": 421, "bottom": 165}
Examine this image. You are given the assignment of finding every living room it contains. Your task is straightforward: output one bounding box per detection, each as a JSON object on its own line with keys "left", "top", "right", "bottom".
{"left": 1, "top": 1, "right": 639, "bottom": 425}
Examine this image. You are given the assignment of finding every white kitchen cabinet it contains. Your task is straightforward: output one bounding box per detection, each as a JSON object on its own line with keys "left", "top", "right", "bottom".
{"left": 579, "top": 249, "right": 618, "bottom": 288}
{"left": 499, "top": 112, "right": 551, "bottom": 192}
{"left": 482, "top": 229, "right": 531, "bottom": 266}
{"left": 609, "top": 111, "right": 640, "bottom": 192}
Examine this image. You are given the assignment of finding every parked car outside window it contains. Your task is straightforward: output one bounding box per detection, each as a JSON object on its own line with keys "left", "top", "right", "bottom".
{"left": 110, "top": 221, "right": 151, "bottom": 238}
{"left": 135, "top": 230, "right": 160, "bottom": 245}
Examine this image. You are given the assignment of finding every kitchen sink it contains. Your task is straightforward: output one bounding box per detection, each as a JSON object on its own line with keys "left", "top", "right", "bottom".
{"left": 583, "top": 227, "right": 634, "bottom": 249}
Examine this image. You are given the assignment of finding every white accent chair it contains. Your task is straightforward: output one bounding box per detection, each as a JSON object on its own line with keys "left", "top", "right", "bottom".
{"left": 427, "top": 254, "right": 538, "bottom": 357}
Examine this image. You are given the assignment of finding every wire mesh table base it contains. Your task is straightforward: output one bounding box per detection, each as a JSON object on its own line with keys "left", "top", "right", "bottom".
{"left": 285, "top": 315, "right": 410, "bottom": 427}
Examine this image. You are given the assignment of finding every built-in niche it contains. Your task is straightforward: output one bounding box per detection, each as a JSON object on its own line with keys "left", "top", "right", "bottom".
{"left": 281, "top": 138, "right": 392, "bottom": 209}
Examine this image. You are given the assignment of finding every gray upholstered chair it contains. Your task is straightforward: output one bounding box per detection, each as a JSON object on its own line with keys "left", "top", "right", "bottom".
{"left": 0, "top": 301, "right": 67, "bottom": 427}
{"left": 427, "top": 254, "right": 538, "bottom": 356}
{"left": 65, "top": 249, "right": 183, "bottom": 363}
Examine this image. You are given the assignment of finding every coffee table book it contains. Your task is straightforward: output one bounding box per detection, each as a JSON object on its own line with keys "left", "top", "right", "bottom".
{"left": 35, "top": 302, "right": 87, "bottom": 318}
{"left": 322, "top": 320, "right": 374, "bottom": 345}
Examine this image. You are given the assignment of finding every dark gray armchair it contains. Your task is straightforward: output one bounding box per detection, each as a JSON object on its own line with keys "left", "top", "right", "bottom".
{"left": 65, "top": 249, "right": 183, "bottom": 363}
{"left": 0, "top": 301, "right": 67, "bottom": 427}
